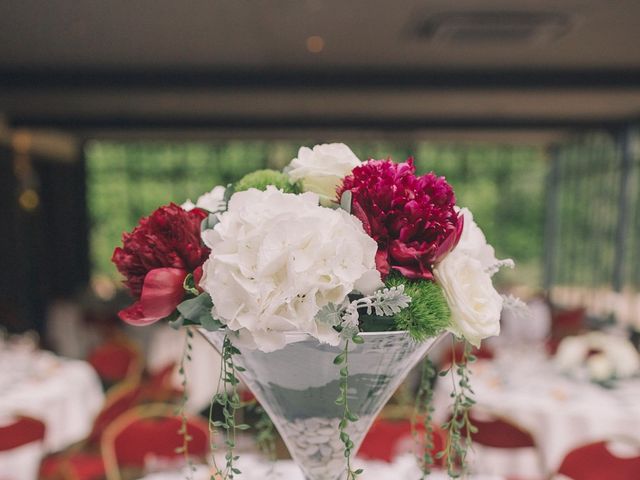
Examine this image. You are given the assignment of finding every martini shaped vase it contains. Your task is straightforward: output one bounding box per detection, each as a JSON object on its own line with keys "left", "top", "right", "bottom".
{"left": 199, "top": 330, "right": 445, "bottom": 480}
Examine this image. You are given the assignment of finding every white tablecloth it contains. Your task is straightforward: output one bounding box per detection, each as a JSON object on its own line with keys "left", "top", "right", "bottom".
{"left": 0, "top": 349, "right": 104, "bottom": 452}
{"left": 138, "top": 454, "right": 504, "bottom": 480}
{"left": 433, "top": 347, "right": 640, "bottom": 475}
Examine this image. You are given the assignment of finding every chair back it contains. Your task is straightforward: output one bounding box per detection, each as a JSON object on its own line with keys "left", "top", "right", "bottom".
{"left": 557, "top": 440, "right": 640, "bottom": 480}
{"left": 359, "top": 418, "right": 445, "bottom": 464}
{"left": 87, "top": 381, "right": 142, "bottom": 445}
{"left": 547, "top": 307, "right": 585, "bottom": 353}
{"left": 87, "top": 337, "right": 143, "bottom": 386}
{"left": 467, "top": 410, "right": 535, "bottom": 449}
{"left": 101, "top": 404, "right": 208, "bottom": 480}
{"left": 139, "top": 363, "right": 182, "bottom": 403}
{"left": 0, "top": 416, "right": 46, "bottom": 451}
{"left": 0, "top": 417, "right": 46, "bottom": 480}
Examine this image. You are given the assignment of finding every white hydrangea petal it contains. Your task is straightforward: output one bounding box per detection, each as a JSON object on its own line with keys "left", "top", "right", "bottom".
{"left": 200, "top": 187, "right": 379, "bottom": 352}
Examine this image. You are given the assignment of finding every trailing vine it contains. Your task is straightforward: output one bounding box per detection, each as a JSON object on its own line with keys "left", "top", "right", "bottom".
{"left": 437, "top": 339, "right": 477, "bottom": 478}
{"left": 411, "top": 356, "right": 438, "bottom": 479}
{"left": 176, "top": 328, "right": 195, "bottom": 478}
{"left": 334, "top": 336, "right": 364, "bottom": 480}
{"left": 209, "top": 336, "right": 251, "bottom": 479}
{"left": 253, "top": 404, "right": 277, "bottom": 462}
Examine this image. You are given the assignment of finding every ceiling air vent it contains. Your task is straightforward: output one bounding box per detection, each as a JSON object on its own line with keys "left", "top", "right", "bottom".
{"left": 414, "top": 12, "right": 571, "bottom": 45}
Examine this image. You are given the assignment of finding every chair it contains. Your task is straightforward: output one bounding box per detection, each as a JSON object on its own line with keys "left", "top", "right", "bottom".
{"left": 556, "top": 440, "right": 640, "bottom": 480}
{"left": 0, "top": 416, "right": 46, "bottom": 480}
{"left": 39, "top": 382, "right": 142, "bottom": 480}
{"left": 462, "top": 409, "right": 545, "bottom": 480}
{"left": 138, "top": 363, "right": 183, "bottom": 404}
{"left": 547, "top": 307, "right": 585, "bottom": 354}
{"left": 358, "top": 417, "right": 445, "bottom": 465}
{"left": 101, "top": 404, "right": 209, "bottom": 480}
{"left": 87, "top": 335, "right": 143, "bottom": 388}
{"left": 440, "top": 342, "right": 495, "bottom": 370}
{"left": 0, "top": 416, "right": 46, "bottom": 451}
{"left": 86, "top": 382, "right": 143, "bottom": 445}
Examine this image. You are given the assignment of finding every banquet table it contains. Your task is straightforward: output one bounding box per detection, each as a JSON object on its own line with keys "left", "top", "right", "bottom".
{"left": 138, "top": 454, "right": 505, "bottom": 480}
{"left": 433, "top": 346, "right": 640, "bottom": 475}
{"left": 0, "top": 345, "right": 104, "bottom": 473}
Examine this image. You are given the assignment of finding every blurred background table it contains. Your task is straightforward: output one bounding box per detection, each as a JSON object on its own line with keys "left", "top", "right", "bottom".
{"left": 433, "top": 345, "right": 640, "bottom": 476}
{"left": 138, "top": 454, "right": 505, "bottom": 480}
{"left": 0, "top": 337, "right": 104, "bottom": 480}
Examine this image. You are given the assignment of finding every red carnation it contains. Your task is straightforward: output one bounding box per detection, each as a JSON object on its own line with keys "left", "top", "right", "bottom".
{"left": 338, "top": 158, "right": 463, "bottom": 280}
{"left": 112, "top": 203, "right": 210, "bottom": 325}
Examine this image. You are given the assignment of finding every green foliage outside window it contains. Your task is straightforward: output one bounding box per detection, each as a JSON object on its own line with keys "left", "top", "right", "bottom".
{"left": 86, "top": 140, "right": 545, "bottom": 290}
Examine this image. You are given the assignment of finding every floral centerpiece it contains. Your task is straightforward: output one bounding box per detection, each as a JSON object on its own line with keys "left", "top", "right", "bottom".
{"left": 112, "top": 143, "right": 514, "bottom": 479}
{"left": 554, "top": 331, "right": 640, "bottom": 386}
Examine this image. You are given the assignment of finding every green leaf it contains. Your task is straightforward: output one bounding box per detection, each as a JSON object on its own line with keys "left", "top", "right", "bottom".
{"left": 351, "top": 334, "right": 364, "bottom": 344}
{"left": 168, "top": 314, "right": 185, "bottom": 330}
{"left": 176, "top": 293, "right": 222, "bottom": 331}
{"left": 340, "top": 190, "right": 352, "bottom": 213}
{"left": 201, "top": 213, "right": 220, "bottom": 232}
{"left": 182, "top": 273, "right": 199, "bottom": 296}
{"left": 333, "top": 353, "right": 346, "bottom": 365}
{"left": 346, "top": 411, "right": 359, "bottom": 422}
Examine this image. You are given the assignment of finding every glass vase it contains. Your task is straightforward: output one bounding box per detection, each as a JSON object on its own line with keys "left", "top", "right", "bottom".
{"left": 199, "top": 330, "right": 445, "bottom": 480}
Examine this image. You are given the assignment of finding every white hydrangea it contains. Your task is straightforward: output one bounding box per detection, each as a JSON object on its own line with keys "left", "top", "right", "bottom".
{"left": 286, "top": 143, "right": 361, "bottom": 204}
{"left": 200, "top": 187, "right": 382, "bottom": 352}
{"left": 182, "top": 185, "right": 226, "bottom": 212}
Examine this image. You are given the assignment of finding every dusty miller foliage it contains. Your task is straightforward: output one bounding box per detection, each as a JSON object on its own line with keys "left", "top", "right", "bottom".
{"left": 316, "top": 285, "right": 412, "bottom": 339}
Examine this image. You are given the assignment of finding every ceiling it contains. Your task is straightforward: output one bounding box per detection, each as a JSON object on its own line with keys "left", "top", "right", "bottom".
{"left": 1, "top": 0, "right": 640, "bottom": 141}
{"left": 2, "top": 0, "right": 639, "bottom": 69}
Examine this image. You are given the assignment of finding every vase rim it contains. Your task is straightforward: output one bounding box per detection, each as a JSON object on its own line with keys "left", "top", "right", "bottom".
{"left": 264, "top": 330, "right": 439, "bottom": 343}
{"left": 198, "top": 327, "right": 447, "bottom": 349}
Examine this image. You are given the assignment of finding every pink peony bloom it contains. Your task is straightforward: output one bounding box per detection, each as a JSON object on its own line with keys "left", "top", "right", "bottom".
{"left": 338, "top": 158, "right": 463, "bottom": 280}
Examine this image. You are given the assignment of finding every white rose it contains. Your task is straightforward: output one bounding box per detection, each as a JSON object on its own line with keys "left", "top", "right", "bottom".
{"left": 286, "top": 143, "right": 360, "bottom": 204}
{"left": 434, "top": 250, "right": 503, "bottom": 347}
{"left": 200, "top": 187, "right": 381, "bottom": 352}
{"left": 456, "top": 207, "right": 513, "bottom": 275}
{"left": 182, "top": 185, "right": 226, "bottom": 212}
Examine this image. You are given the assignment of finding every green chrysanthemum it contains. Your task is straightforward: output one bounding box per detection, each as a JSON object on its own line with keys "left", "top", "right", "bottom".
{"left": 235, "top": 169, "right": 300, "bottom": 193}
{"left": 385, "top": 274, "right": 451, "bottom": 340}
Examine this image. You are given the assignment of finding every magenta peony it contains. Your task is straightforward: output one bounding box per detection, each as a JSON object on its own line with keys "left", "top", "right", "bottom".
{"left": 112, "top": 203, "right": 209, "bottom": 325}
{"left": 338, "top": 158, "right": 463, "bottom": 280}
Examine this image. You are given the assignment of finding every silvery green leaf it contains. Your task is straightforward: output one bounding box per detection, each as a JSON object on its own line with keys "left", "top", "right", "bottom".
{"left": 316, "top": 302, "right": 347, "bottom": 327}
{"left": 201, "top": 213, "right": 220, "bottom": 232}
{"left": 341, "top": 285, "right": 411, "bottom": 327}
{"left": 168, "top": 314, "right": 185, "bottom": 330}
{"left": 340, "top": 190, "right": 352, "bottom": 214}
{"left": 176, "top": 293, "right": 223, "bottom": 331}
